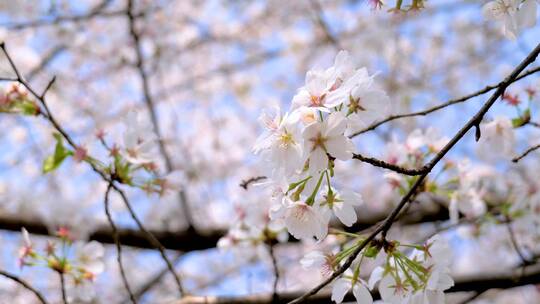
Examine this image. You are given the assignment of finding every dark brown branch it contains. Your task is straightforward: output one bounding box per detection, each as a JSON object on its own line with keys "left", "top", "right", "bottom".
{"left": 350, "top": 66, "right": 540, "bottom": 138}
{"left": 104, "top": 183, "right": 137, "bottom": 304}
{"left": 115, "top": 184, "right": 186, "bottom": 295}
{"left": 0, "top": 270, "right": 49, "bottom": 304}
{"left": 0, "top": 198, "right": 450, "bottom": 251}
{"left": 58, "top": 272, "right": 68, "bottom": 304}
{"left": 240, "top": 176, "right": 267, "bottom": 190}
{"left": 0, "top": 213, "right": 222, "bottom": 251}
{"left": 268, "top": 244, "right": 280, "bottom": 303}
{"left": 505, "top": 215, "right": 532, "bottom": 265}
{"left": 289, "top": 42, "right": 540, "bottom": 304}
{"left": 352, "top": 153, "right": 428, "bottom": 175}
{"left": 512, "top": 143, "right": 540, "bottom": 163}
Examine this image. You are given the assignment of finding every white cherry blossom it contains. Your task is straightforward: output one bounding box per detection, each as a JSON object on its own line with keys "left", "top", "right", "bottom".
{"left": 74, "top": 241, "right": 105, "bottom": 276}
{"left": 483, "top": 0, "right": 537, "bottom": 40}
{"left": 302, "top": 112, "right": 355, "bottom": 173}
{"left": 121, "top": 110, "right": 158, "bottom": 164}
{"left": 320, "top": 188, "right": 363, "bottom": 227}
{"left": 253, "top": 107, "right": 304, "bottom": 175}
{"left": 477, "top": 116, "right": 515, "bottom": 159}
{"left": 281, "top": 197, "right": 328, "bottom": 240}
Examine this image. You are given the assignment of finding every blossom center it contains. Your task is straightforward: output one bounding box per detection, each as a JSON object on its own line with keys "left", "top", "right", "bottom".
{"left": 310, "top": 94, "right": 326, "bottom": 107}
{"left": 279, "top": 131, "right": 295, "bottom": 147}
{"left": 309, "top": 132, "right": 327, "bottom": 151}
{"left": 348, "top": 95, "right": 366, "bottom": 114}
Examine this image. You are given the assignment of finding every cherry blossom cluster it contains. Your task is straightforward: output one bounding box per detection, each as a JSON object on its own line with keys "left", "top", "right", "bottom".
{"left": 253, "top": 50, "right": 390, "bottom": 241}
{"left": 18, "top": 228, "right": 105, "bottom": 302}
{"left": 300, "top": 234, "right": 453, "bottom": 304}
{"left": 94, "top": 110, "right": 185, "bottom": 195}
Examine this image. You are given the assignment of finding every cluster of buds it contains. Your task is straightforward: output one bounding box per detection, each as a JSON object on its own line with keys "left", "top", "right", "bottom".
{"left": 18, "top": 228, "right": 105, "bottom": 289}
{"left": 0, "top": 83, "right": 40, "bottom": 116}
{"left": 500, "top": 87, "right": 539, "bottom": 128}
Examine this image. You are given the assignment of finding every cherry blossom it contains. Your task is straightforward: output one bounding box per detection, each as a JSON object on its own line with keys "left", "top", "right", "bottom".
{"left": 281, "top": 197, "right": 328, "bottom": 240}
{"left": 302, "top": 112, "right": 354, "bottom": 173}
{"left": 253, "top": 107, "right": 304, "bottom": 175}
{"left": 121, "top": 111, "right": 158, "bottom": 165}
{"left": 483, "top": 0, "right": 537, "bottom": 40}
{"left": 477, "top": 116, "right": 516, "bottom": 159}
{"left": 319, "top": 188, "right": 363, "bottom": 227}
{"left": 73, "top": 241, "right": 105, "bottom": 277}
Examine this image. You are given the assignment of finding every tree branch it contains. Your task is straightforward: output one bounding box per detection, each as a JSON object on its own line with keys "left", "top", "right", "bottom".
{"left": 349, "top": 66, "right": 540, "bottom": 138}
{"left": 288, "top": 42, "right": 540, "bottom": 303}
{"left": 104, "top": 183, "right": 137, "bottom": 304}
{"left": 352, "top": 153, "right": 428, "bottom": 175}
{"left": 512, "top": 143, "right": 540, "bottom": 163}
{"left": 0, "top": 270, "right": 49, "bottom": 304}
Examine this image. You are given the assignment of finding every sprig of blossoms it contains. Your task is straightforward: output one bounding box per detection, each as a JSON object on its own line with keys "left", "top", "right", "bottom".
{"left": 18, "top": 228, "right": 105, "bottom": 302}
{"left": 367, "top": 235, "right": 453, "bottom": 304}
{"left": 300, "top": 233, "right": 453, "bottom": 304}
{"left": 254, "top": 50, "right": 391, "bottom": 241}
{"left": 0, "top": 83, "right": 40, "bottom": 116}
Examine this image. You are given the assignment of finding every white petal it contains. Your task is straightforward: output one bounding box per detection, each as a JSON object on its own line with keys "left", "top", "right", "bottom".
{"left": 325, "top": 112, "right": 347, "bottom": 137}
{"left": 309, "top": 148, "right": 329, "bottom": 173}
{"left": 333, "top": 202, "right": 357, "bottom": 227}
{"left": 326, "top": 136, "right": 353, "bottom": 161}
{"left": 300, "top": 251, "right": 325, "bottom": 269}
{"left": 331, "top": 278, "right": 351, "bottom": 303}
{"left": 352, "top": 284, "right": 373, "bottom": 304}
{"left": 368, "top": 267, "right": 384, "bottom": 290}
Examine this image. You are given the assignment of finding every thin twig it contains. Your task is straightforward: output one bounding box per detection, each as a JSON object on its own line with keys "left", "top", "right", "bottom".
{"left": 104, "top": 183, "right": 137, "bottom": 304}
{"left": 512, "top": 143, "right": 540, "bottom": 163}
{"left": 129, "top": 253, "right": 182, "bottom": 301}
{"left": 289, "top": 42, "right": 540, "bottom": 304}
{"left": 350, "top": 66, "right": 540, "bottom": 137}
{"left": 352, "top": 153, "right": 428, "bottom": 175}
{"left": 0, "top": 270, "right": 49, "bottom": 304}
{"left": 240, "top": 176, "right": 267, "bottom": 190}
{"left": 268, "top": 244, "right": 280, "bottom": 303}
{"left": 115, "top": 186, "right": 186, "bottom": 295}
{"left": 59, "top": 272, "right": 68, "bottom": 304}
{"left": 505, "top": 215, "right": 531, "bottom": 265}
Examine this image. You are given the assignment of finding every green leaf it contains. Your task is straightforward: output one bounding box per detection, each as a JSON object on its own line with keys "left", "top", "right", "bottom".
{"left": 512, "top": 117, "right": 524, "bottom": 128}
{"left": 16, "top": 101, "right": 39, "bottom": 116}
{"left": 42, "top": 133, "right": 72, "bottom": 173}
{"left": 512, "top": 109, "right": 531, "bottom": 128}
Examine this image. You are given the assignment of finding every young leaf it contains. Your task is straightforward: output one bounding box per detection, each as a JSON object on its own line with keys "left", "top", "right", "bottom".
{"left": 43, "top": 133, "right": 73, "bottom": 173}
